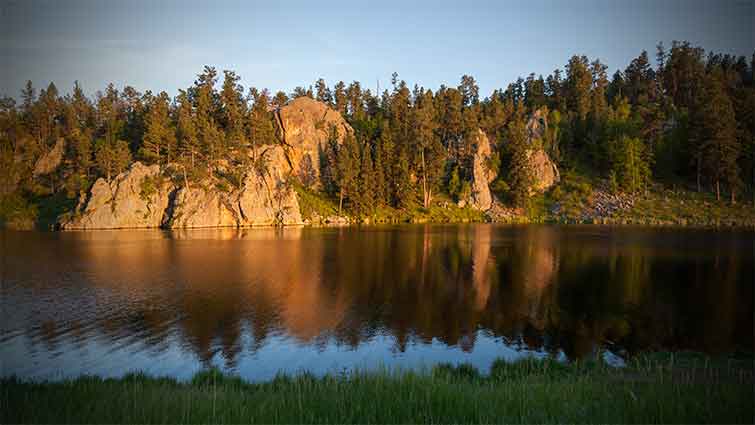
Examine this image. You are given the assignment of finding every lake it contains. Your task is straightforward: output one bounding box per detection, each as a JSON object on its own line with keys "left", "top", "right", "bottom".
{"left": 1, "top": 224, "right": 753, "bottom": 382}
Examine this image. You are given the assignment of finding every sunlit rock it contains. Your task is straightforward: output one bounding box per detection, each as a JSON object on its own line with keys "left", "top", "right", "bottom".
{"left": 60, "top": 162, "right": 171, "bottom": 229}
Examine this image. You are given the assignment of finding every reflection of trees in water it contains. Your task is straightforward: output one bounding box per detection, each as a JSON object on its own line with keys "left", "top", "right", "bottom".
{"left": 8, "top": 226, "right": 752, "bottom": 366}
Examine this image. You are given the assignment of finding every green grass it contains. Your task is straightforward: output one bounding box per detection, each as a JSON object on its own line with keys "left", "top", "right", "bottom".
{"left": 3, "top": 354, "right": 752, "bottom": 424}
{"left": 292, "top": 183, "right": 340, "bottom": 222}
{"left": 293, "top": 185, "right": 486, "bottom": 225}
{"left": 612, "top": 186, "right": 755, "bottom": 227}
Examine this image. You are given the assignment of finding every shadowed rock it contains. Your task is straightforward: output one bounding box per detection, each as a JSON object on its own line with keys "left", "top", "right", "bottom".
{"left": 526, "top": 109, "right": 560, "bottom": 192}
{"left": 33, "top": 138, "right": 65, "bottom": 177}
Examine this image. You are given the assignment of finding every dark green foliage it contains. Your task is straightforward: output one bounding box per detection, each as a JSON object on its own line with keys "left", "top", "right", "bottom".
{"left": 691, "top": 68, "right": 742, "bottom": 202}
{"left": 1, "top": 41, "right": 752, "bottom": 227}
{"left": 139, "top": 91, "right": 176, "bottom": 165}
{"left": 506, "top": 117, "right": 534, "bottom": 207}
{"left": 609, "top": 136, "right": 652, "bottom": 194}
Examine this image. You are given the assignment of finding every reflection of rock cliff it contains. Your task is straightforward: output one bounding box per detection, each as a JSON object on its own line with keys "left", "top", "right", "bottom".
{"left": 11, "top": 226, "right": 748, "bottom": 366}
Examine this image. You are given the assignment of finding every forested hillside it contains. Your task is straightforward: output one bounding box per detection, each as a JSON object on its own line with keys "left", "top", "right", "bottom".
{"left": 1, "top": 41, "right": 754, "bottom": 228}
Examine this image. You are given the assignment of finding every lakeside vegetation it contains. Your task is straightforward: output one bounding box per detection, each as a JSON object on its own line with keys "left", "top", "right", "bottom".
{"left": 2, "top": 41, "right": 754, "bottom": 229}
{"left": 3, "top": 353, "right": 752, "bottom": 424}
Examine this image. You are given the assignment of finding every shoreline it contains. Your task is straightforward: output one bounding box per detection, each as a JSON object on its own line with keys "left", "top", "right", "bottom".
{"left": 4, "top": 353, "right": 752, "bottom": 424}
{"left": 3, "top": 217, "right": 755, "bottom": 231}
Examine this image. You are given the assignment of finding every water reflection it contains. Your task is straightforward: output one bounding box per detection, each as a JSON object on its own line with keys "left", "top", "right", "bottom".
{"left": 1, "top": 225, "right": 752, "bottom": 380}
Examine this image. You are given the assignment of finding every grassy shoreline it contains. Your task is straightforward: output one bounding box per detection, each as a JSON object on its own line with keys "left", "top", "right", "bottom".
{"left": 3, "top": 354, "right": 753, "bottom": 424}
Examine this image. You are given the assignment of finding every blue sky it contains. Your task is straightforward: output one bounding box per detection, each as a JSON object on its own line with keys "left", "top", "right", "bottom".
{"left": 2, "top": 0, "right": 752, "bottom": 99}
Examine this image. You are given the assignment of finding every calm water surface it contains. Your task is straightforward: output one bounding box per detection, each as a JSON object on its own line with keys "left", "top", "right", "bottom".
{"left": 1, "top": 225, "right": 753, "bottom": 381}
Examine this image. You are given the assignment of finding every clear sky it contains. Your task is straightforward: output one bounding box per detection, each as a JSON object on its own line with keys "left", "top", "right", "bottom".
{"left": 2, "top": 0, "right": 753, "bottom": 99}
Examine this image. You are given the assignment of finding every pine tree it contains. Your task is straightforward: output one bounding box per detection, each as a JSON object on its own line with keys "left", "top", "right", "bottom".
{"left": 624, "top": 51, "right": 655, "bottom": 105}
{"left": 346, "top": 82, "right": 364, "bottom": 121}
{"left": 176, "top": 90, "right": 199, "bottom": 174}
{"left": 566, "top": 55, "right": 592, "bottom": 122}
{"left": 412, "top": 89, "right": 444, "bottom": 208}
{"left": 610, "top": 136, "right": 652, "bottom": 195}
{"left": 458, "top": 75, "right": 479, "bottom": 107}
{"left": 694, "top": 68, "right": 742, "bottom": 202}
{"left": 393, "top": 141, "right": 413, "bottom": 209}
{"left": 139, "top": 92, "right": 175, "bottom": 165}
{"left": 272, "top": 91, "right": 289, "bottom": 109}
{"left": 374, "top": 126, "right": 393, "bottom": 206}
{"left": 193, "top": 66, "right": 222, "bottom": 178}
{"left": 356, "top": 142, "right": 375, "bottom": 217}
{"left": 336, "top": 134, "right": 359, "bottom": 214}
{"left": 506, "top": 118, "right": 534, "bottom": 208}
{"left": 315, "top": 78, "right": 332, "bottom": 105}
{"left": 220, "top": 70, "right": 247, "bottom": 163}
{"left": 248, "top": 88, "right": 276, "bottom": 159}
{"left": 320, "top": 125, "right": 340, "bottom": 195}
{"left": 333, "top": 81, "right": 347, "bottom": 115}
{"left": 94, "top": 138, "right": 131, "bottom": 181}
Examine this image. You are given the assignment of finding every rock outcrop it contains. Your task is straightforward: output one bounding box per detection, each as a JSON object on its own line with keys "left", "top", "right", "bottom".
{"left": 525, "top": 109, "right": 560, "bottom": 192}
{"left": 54, "top": 99, "right": 354, "bottom": 230}
{"left": 165, "top": 146, "right": 302, "bottom": 228}
{"left": 275, "top": 97, "right": 352, "bottom": 187}
{"left": 61, "top": 146, "right": 302, "bottom": 230}
{"left": 528, "top": 149, "right": 560, "bottom": 192}
{"left": 164, "top": 188, "right": 239, "bottom": 228}
{"left": 33, "top": 138, "right": 65, "bottom": 176}
{"left": 60, "top": 162, "right": 171, "bottom": 229}
{"left": 468, "top": 129, "right": 497, "bottom": 210}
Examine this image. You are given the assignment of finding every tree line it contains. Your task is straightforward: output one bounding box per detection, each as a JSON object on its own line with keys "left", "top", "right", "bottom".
{"left": 1, "top": 41, "right": 753, "bottom": 222}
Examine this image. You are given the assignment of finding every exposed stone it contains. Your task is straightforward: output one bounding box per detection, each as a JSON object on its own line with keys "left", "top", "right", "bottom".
{"left": 237, "top": 155, "right": 302, "bottom": 226}
{"left": 526, "top": 108, "right": 548, "bottom": 142}
{"left": 165, "top": 146, "right": 302, "bottom": 228}
{"left": 33, "top": 138, "right": 65, "bottom": 176}
{"left": 275, "top": 97, "right": 352, "bottom": 188}
{"left": 468, "top": 129, "right": 497, "bottom": 210}
{"left": 60, "top": 162, "right": 171, "bottom": 229}
{"left": 163, "top": 187, "right": 238, "bottom": 228}
{"left": 525, "top": 109, "right": 560, "bottom": 192}
{"left": 528, "top": 149, "right": 560, "bottom": 193}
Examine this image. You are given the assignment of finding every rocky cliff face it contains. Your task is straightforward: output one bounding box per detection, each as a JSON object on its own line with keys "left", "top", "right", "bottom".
{"left": 165, "top": 146, "right": 302, "bottom": 228}
{"left": 528, "top": 149, "right": 560, "bottom": 192}
{"left": 58, "top": 98, "right": 353, "bottom": 230}
{"left": 468, "top": 129, "right": 497, "bottom": 210}
{"left": 275, "top": 97, "right": 352, "bottom": 188}
{"left": 61, "top": 146, "right": 302, "bottom": 230}
{"left": 33, "top": 138, "right": 65, "bottom": 177}
{"left": 60, "top": 162, "right": 171, "bottom": 229}
{"left": 525, "top": 109, "right": 560, "bottom": 192}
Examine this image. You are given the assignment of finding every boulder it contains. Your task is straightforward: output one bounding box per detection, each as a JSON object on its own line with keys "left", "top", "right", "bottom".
{"left": 528, "top": 149, "right": 560, "bottom": 193}
{"left": 33, "top": 138, "right": 65, "bottom": 176}
{"left": 60, "top": 162, "right": 171, "bottom": 229}
{"left": 468, "top": 129, "right": 497, "bottom": 210}
{"left": 275, "top": 97, "right": 352, "bottom": 188}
